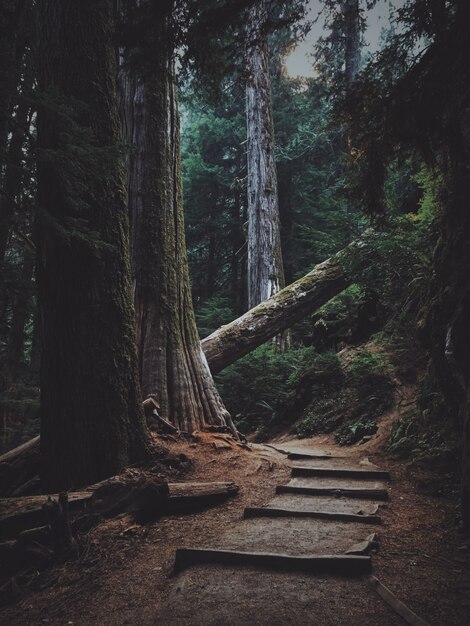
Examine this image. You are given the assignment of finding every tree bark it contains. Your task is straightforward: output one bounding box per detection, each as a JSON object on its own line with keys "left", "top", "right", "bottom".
{"left": 202, "top": 238, "right": 363, "bottom": 374}
{"left": 344, "top": 0, "right": 361, "bottom": 86}
{"left": 121, "top": 0, "right": 237, "bottom": 434}
{"left": 0, "top": 0, "right": 29, "bottom": 163}
{"left": 36, "top": 0, "right": 152, "bottom": 491}
{"left": 0, "top": 93, "right": 30, "bottom": 263}
{"left": 245, "top": 1, "right": 286, "bottom": 311}
{"left": 4, "top": 245, "right": 34, "bottom": 386}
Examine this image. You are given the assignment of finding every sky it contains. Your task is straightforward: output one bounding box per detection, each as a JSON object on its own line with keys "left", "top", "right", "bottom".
{"left": 284, "top": 0, "right": 407, "bottom": 78}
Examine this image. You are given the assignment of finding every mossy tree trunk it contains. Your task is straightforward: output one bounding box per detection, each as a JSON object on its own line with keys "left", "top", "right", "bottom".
{"left": 37, "top": 0, "right": 152, "bottom": 491}
{"left": 121, "top": 1, "right": 236, "bottom": 434}
{"left": 245, "top": 0, "right": 289, "bottom": 350}
{"left": 202, "top": 240, "right": 359, "bottom": 374}
{"left": 426, "top": 161, "right": 470, "bottom": 532}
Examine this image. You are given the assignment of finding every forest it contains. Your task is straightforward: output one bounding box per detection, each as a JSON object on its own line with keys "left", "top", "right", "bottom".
{"left": 0, "top": 0, "right": 469, "bottom": 624}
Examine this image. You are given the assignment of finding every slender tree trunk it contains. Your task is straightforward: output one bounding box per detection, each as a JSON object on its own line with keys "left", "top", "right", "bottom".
{"left": 37, "top": 0, "right": 152, "bottom": 491}
{"left": 245, "top": 1, "right": 286, "bottom": 310}
{"left": 121, "top": 1, "right": 236, "bottom": 434}
{"left": 29, "top": 307, "right": 40, "bottom": 382}
{"left": 206, "top": 215, "right": 216, "bottom": 298}
{"left": 343, "top": 0, "right": 361, "bottom": 86}
{"left": 4, "top": 245, "right": 34, "bottom": 386}
{"left": 230, "top": 185, "right": 243, "bottom": 312}
{"left": 0, "top": 0, "right": 27, "bottom": 163}
{"left": 0, "top": 90, "right": 30, "bottom": 262}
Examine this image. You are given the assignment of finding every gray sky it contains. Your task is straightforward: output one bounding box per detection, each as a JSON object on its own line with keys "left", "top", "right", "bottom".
{"left": 285, "top": 0, "right": 406, "bottom": 77}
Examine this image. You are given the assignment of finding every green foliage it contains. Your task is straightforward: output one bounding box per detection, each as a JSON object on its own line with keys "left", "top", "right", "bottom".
{"left": 309, "top": 284, "right": 376, "bottom": 350}
{"left": 195, "top": 296, "right": 236, "bottom": 339}
{"left": 215, "top": 344, "right": 321, "bottom": 432}
{"left": 295, "top": 347, "right": 394, "bottom": 444}
{"left": 388, "top": 403, "right": 458, "bottom": 458}
{"left": 346, "top": 217, "right": 432, "bottom": 327}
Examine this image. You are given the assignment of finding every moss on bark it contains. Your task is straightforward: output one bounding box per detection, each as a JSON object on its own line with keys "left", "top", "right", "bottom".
{"left": 37, "top": 0, "right": 152, "bottom": 491}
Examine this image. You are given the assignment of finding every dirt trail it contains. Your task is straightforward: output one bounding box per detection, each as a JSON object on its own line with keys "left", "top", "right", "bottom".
{"left": 156, "top": 443, "right": 404, "bottom": 625}
{"left": 1, "top": 425, "right": 469, "bottom": 625}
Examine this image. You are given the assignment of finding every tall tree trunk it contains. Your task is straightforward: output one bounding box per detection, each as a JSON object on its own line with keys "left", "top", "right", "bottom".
{"left": 0, "top": 88, "right": 30, "bottom": 263}
{"left": 121, "top": 1, "right": 236, "bottom": 434}
{"left": 37, "top": 0, "right": 152, "bottom": 491}
{"left": 343, "top": 0, "right": 361, "bottom": 86}
{"left": 245, "top": 1, "right": 286, "bottom": 310}
{"left": 426, "top": 159, "right": 470, "bottom": 532}
{"left": 230, "top": 183, "right": 243, "bottom": 314}
{"left": 0, "top": 0, "right": 28, "bottom": 163}
{"left": 4, "top": 245, "right": 34, "bottom": 386}
{"left": 29, "top": 307, "right": 40, "bottom": 383}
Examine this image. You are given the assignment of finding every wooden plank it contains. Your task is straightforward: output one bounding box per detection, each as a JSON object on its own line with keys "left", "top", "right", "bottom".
{"left": 287, "top": 452, "right": 334, "bottom": 460}
{"left": 291, "top": 466, "right": 390, "bottom": 480}
{"left": 370, "top": 576, "right": 430, "bottom": 626}
{"left": 173, "top": 548, "right": 372, "bottom": 576}
{"left": 276, "top": 485, "right": 389, "bottom": 501}
{"left": 346, "top": 533, "right": 379, "bottom": 555}
{"left": 243, "top": 507, "right": 382, "bottom": 524}
{"left": 168, "top": 482, "right": 238, "bottom": 498}
{"left": 166, "top": 482, "right": 239, "bottom": 514}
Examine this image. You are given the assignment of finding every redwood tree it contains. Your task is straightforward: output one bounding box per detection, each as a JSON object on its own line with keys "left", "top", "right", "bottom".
{"left": 245, "top": 0, "right": 286, "bottom": 310}
{"left": 37, "top": 0, "right": 152, "bottom": 490}
{"left": 121, "top": 0, "right": 237, "bottom": 434}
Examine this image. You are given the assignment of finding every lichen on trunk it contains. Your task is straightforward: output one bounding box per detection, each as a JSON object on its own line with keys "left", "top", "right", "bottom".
{"left": 245, "top": 0, "right": 289, "bottom": 352}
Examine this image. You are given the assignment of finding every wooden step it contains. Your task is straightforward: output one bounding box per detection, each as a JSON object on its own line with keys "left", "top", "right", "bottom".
{"left": 287, "top": 452, "right": 334, "bottom": 460}
{"left": 243, "top": 507, "right": 382, "bottom": 524}
{"left": 291, "top": 466, "right": 390, "bottom": 480}
{"left": 276, "top": 485, "right": 389, "bottom": 501}
{"left": 173, "top": 548, "right": 372, "bottom": 576}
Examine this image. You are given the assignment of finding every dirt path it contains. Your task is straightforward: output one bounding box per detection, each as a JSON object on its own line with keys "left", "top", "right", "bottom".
{"left": 1, "top": 429, "right": 469, "bottom": 625}
{"left": 156, "top": 445, "right": 406, "bottom": 625}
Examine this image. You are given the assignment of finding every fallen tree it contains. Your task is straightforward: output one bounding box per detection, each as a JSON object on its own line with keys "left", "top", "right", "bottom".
{"left": 202, "top": 237, "right": 365, "bottom": 373}
{"left": 0, "top": 237, "right": 365, "bottom": 490}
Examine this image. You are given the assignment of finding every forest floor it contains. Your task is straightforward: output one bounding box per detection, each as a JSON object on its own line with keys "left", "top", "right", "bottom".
{"left": 1, "top": 405, "right": 470, "bottom": 625}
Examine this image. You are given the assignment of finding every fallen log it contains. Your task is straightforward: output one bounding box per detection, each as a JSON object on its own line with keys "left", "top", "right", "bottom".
{"left": 0, "top": 436, "right": 39, "bottom": 465}
{"left": 0, "top": 480, "right": 239, "bottom": 540}
{"left": 202, "top": 236, "right": 367, "bottom": 374}
{"left": 0, "top": 236, "right": 367, "bottom": 472}
{"left": 0, "top": 436, "right": 40, "bottom": 497}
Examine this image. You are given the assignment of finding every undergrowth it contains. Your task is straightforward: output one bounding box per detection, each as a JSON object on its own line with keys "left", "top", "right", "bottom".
{"left": 296, "top": 347, "right": 394, "bottom": 444}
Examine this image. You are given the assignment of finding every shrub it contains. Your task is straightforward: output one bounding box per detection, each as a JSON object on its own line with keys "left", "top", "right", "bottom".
{"left": 215, "top": 345, "right": 327, "bottom": 433}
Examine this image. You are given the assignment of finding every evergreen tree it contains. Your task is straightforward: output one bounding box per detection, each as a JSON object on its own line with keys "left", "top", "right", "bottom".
{"left": 37, "top": 0, "right": 152, "bottom": 490}
{"left": 245, "top": 0, "right": 286, "bottom": 311}
{"left": 120, "top": 0, "right": 238, "bottom": 434}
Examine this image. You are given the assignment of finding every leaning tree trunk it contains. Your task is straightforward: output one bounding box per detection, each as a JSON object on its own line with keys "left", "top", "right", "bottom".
{"left": 121, "top": 1, "right": 236, "bottom": 435}
{"left": 245, "top": 0, "right": 288, "bottom": 350}
{"left": 201, "top": 237, "right": 368, "bottom": 374}
{"left": 37, "top": 0, "right": 152, "bottom": 491}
